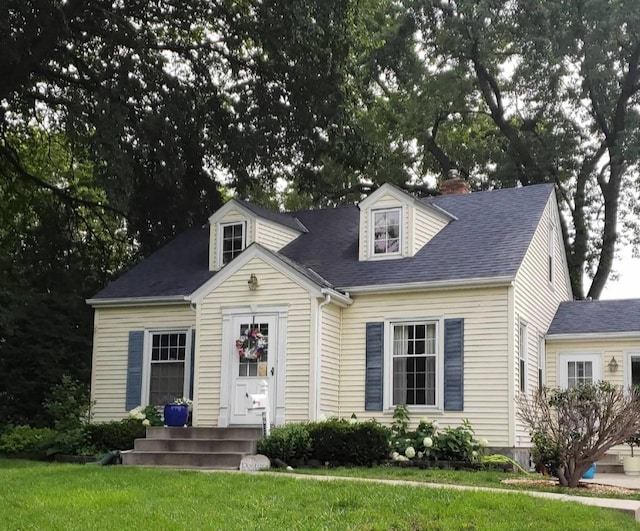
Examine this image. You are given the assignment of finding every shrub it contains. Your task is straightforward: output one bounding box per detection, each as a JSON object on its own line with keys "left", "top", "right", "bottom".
{"left": 434, "top": 421, "right": 479, "bottom": 462}
{"left": 518, "top": 382, "right": 640, "bottom": 487}
{"left": 530, "top": 429, "right": 562, "bottom": 475}
{"left": 257, "top": 423, "right": 312, "bottom": 463}
{"left": 0, "top": 425, "right": 56, "bottom": 457}
{"left": 89, "top": 419, "right": 147, "bottom": 452}
{"left": 43, "top": 375, "right": 95, "bottom": 455}
{"left": 307, "top": 418, "right": 390, "bottom": 466}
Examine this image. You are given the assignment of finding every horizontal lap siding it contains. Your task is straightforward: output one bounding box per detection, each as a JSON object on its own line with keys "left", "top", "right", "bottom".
{"left": 413, "top": 208, "right": 447, "bottom": 254}
{"left": 320, "top": 303, "right": 341, "bottom": 416}
{"left": 340, "top": 287, "right": 511, "bottom": 446}
{"left": 359, "top": 194, "right": 409, "bottom": 260}
{"left": 91, "top": 305, "right": 195, "bottom": 422}
{"left": 255, "top": 220, "right": 299, "bottom": 252}
{"left": 514, "top": 197, "right": 572, "bottom": 444}
{"left": 546, "top": 338, "right": 640, "bottom": 387}
{"left": 197, "top": 256, "right": 312, "bottom": 426}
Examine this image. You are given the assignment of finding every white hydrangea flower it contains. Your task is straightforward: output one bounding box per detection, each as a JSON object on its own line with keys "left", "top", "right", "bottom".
{"left": 142, "top": 419, "right": 150, "bottom": 427}
{"left": 417, "top": 451, "right": 423, "bottom": 459}
{"left": 472, "top": 450, "right": 478, "bottom": 458}
{"left": 405, "top": 446, "right": 416, "bottom": 458}
{"left": 349, "top": 417, "right": 357, "bottom": 425}
{"left": 420, "top": 417, "right": 429, "bottom": 424}
{"left": 396, "top": 455, "right": 409, "bottom": 462}
{"left": 478, "top": 437, "right": 489, "bottom": 448}
{"left": 423, "top": 437, "right": 433, "bottom": 448}
{"left": 392, "top": 451, "right": 400, "bottom": 459}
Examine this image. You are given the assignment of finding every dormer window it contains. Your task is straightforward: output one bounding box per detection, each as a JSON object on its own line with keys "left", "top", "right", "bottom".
{"left": 373, "top": 208, "right": 401, "bottom": 256}
{"left": 221, "top": 222, "right": 246, "bottom": 265}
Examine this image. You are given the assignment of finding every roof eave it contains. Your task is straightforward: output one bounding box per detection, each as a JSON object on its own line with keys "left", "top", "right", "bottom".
{"left": 341, "top": 276, "right": 515, "bottom": 294}
{"left": 86, "top": 295, "right": 191, "bottom": 308}
{"left": 546, "top": 331, "right": 640, "bottom": 341}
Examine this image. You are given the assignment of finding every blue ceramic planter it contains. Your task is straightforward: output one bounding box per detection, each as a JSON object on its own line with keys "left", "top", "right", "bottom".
{"left": 582, "top": 463, "right": 596, "bottom": 479}
{"left": 164, "top": 404, "right": 189, "bottom": 427}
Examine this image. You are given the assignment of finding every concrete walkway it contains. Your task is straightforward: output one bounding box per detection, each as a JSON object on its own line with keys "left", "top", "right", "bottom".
{"left": 229, "top": 470, "right": 640, "bottom": 522}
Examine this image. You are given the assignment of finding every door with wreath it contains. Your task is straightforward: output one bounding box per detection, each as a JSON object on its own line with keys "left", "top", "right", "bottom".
{"left": 228, "top": 314, "right": 277, "bottom": 425}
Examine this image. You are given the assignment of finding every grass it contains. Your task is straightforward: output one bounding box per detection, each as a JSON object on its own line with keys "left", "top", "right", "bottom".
{"left": 1, "top": 459, "right": 639, "bottom": 530}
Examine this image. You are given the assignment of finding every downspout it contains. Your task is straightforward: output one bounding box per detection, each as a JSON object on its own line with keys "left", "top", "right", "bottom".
{"left": 315, "top": 293, "right": 331, "bottom": 420}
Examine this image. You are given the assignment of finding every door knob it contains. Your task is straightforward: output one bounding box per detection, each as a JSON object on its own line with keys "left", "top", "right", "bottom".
{"left": 270, "top": 367, "right": 274, "bottom": 376}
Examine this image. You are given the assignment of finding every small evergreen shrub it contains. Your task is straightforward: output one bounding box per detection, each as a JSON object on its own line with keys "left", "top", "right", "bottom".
{"left": 0, "top": 425, "right": 56, "bottom": 457}
{"left": 89, "top": 419, "right": 147, "bottom": 452}
{"left": 257, "top": 423, "right": 312, "bottom": 462}
{"left": 307, "top": 418, "right": 390, "bottom": 466}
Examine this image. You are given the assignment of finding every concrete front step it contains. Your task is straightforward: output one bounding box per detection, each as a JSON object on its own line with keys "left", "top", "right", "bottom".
{"left": 123, "top": 450, "right": 247, "bottom": 469}
{"left": 145, "top": 426, "right": 263, "bottom": 440}
{"left": 122, "top": 426, "right": 264, "bottom": 469}
{"left": 134, "top": 438, "right": 257, "bottom": 453}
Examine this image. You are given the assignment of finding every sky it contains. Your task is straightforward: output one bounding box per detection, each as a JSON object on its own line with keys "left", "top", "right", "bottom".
{"left": 601, "top": 247, "right": 640, "bottom": 300}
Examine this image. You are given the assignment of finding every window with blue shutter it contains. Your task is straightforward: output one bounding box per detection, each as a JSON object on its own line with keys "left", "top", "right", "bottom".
{"left": 125, "top": 331, "right": 144, "bottom": 411}
{"left": 443, "top": 318, "right": 464, "bottom": 411}
{"left": 365, "top": 322, "right": 384, "bottom": 410}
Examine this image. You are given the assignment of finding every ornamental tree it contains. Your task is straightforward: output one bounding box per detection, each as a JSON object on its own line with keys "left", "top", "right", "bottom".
{"left": 517, "top": 382, "right": 640, "bottom": 488}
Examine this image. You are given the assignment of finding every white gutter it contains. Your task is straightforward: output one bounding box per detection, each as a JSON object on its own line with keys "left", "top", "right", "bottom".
{"left": 315, "top": 293, "right": 332, "bottom": 420}
{"left": 342, "top": 276, "right": 515, "bottom": 294}
{"left": 321, "top": 288, "right": 352, "bottom": 307}
{"left": 86, "top": 295, "right": 190, "bottom": 308}
{"left": 546, "top": 331, "right": 640, "bottom": 342}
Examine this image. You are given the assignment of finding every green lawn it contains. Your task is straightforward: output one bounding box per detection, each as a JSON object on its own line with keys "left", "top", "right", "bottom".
{"left": 1, "top": 459, "right": 638, "bottom": 530}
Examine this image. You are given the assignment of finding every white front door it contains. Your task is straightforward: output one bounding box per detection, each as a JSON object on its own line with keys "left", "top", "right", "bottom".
{"left": 229, "top": 315, "right": 278, "bottom": 425}
{"left": 558, "top": 353, "right": 603, "bottom": 388}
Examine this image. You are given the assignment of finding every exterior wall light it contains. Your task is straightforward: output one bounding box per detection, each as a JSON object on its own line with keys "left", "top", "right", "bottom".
{"left": 248, "top": 273, "right": 259, "bottom": 291}
{"left": 608, "top": 356, "right": 619, "bottom": 373}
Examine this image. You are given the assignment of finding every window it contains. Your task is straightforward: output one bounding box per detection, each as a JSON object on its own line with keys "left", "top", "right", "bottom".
{"left": 567, "top": 360, "right": 593, "bottom": 388}
{"left": 537, "top": 336, "right": 545, "bottom": 390}
{"left": 373, "top": 208, "right": 401, "bottom": 256}
{"left": 221, "top": 222, "right": 245, "bottom": 265}
{"left": 558, "top": 353, "right": 602, "bottom": 389}
{"left": 548, "top": 216, "right": 556, "bottom": 284}
{"left": 519, "top": 322, "right": 527, "bottom": 393}
{"left": 392, "top": 322, "right": 437, "bottom": 406}
{"left": 149, "top": 331, "right": 189, "bottom": 406}
{"left": 626, "top": 353, "right": 640, "bottom": 389}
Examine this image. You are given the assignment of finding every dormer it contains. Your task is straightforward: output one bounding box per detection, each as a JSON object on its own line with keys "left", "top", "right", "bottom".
{"left": 357, "top": 183, "right": 455, "bottom": 261}
{"left": 208, "top": 200, "right": 307, "bottom": 271}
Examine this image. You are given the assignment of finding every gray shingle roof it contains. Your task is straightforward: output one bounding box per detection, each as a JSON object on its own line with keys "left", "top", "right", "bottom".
{"left": 91, "top": 183, "right": 555, "bottom": 300}
{"left": 239, "top": 201, "right": 308, "bottom": 233}
{"left": 547, "top": 299, "right": 640, "bottom": 335}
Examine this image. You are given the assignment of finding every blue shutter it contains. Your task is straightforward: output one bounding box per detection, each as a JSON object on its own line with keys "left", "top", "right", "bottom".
{"left": 125, "top": 331, "right": 144, "bottom": 411}
{"left": 444, "top": 319, "right": 464, "bottom": 411}
{"left": 189, "top": 329, "right": 196, "bottom": 400}
{"left": 365, "top": 322, "right": 384, "bottom": 411}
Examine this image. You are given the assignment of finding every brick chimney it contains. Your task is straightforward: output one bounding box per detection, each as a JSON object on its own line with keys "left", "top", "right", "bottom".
{"left": 440, "top": 169, "right": 471, "bottom": 195}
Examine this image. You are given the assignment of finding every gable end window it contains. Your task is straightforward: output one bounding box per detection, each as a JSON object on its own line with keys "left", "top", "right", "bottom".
{"left": 373, "top": 208, "right": 401, "bottom": 256}
{"left": 392, "top": 322, "right": 437, "bottom": 406}
{"left": 221, "top": 222, "right": 246, "bottom": 265}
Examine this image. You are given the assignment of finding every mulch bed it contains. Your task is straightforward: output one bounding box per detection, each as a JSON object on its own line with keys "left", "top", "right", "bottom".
{"left": 502, "top": 477, "right": 638, "bottom": 496}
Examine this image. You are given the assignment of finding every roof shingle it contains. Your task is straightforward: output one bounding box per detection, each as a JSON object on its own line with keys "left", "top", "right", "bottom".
{"left": 547, "top": 299, "right": 640, "bottom": 335}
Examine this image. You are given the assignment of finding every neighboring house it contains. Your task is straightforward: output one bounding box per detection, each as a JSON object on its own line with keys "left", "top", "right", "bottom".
{"left": 87, "top": 175, "right": 640, "bottom": 461}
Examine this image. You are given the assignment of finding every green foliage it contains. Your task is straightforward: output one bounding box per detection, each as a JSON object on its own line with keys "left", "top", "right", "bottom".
{"left": 531, "top": 430, "right": 562, "bottom": 475}
{"left": 42, "top": 376, "right": 94, "bottom": 456}
{"left": 307, "top": 418, "right": 391, "bottom": 467}
{"left": 388, "top": 406, "right": 484, "bottom": 463}
{"left": 0, "top": 425, "right": 56, "bottom": 457}
{"left": 88, "top": 420, "right": 147, "bottom": 453}
{"left": 257, "top": 423, "right": 312, "bottom": 463}
{"left": 626, "top": 432, "right": 640, "bottom": 457}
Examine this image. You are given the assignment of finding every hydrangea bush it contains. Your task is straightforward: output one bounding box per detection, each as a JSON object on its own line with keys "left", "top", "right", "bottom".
{"left": 388, "top": 405, "right": 487, "bottom": 464}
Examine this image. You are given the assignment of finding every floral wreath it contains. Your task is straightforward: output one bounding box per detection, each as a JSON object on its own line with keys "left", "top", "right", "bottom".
{"left": 235, "top": 327, "right": 267, "bottom": 360}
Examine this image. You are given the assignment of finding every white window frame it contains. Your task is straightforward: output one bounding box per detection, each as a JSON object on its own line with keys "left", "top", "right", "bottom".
{"left": 519, "top": 320, "right": 528, "bottom": 394}
{"left": 370, "top": 207, "right": 402, "bottom": 258}
{"left": 384, "top": 318, "right": 443, "bottom": 410}
{"left": 557, "top": 352, "right": 603, "bottom": 389}
{"left": 624, "top": 351, "right": 640, "bottom": 389}
{"left": 141, "top": 328, "right": 192, "bottom": 407}
{"left": 219, "top": 221, "right": 246, "bottom": 267}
